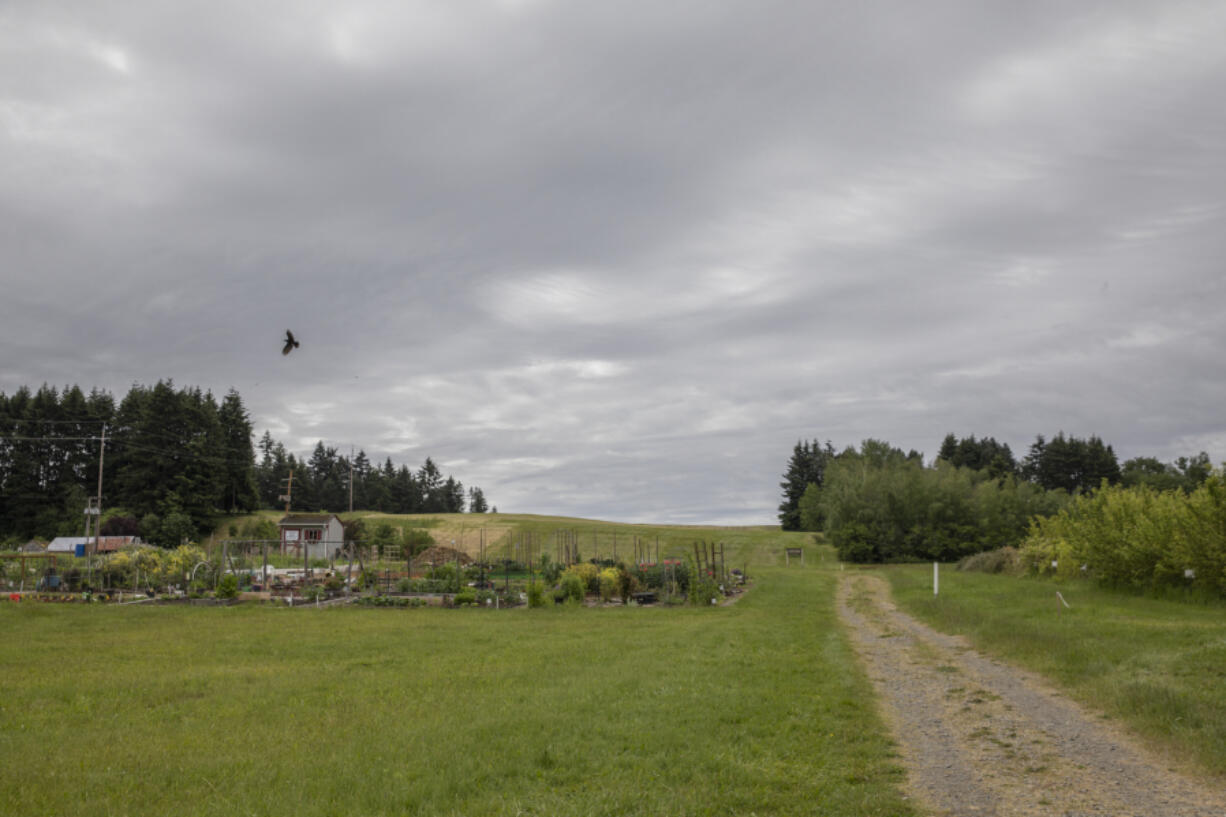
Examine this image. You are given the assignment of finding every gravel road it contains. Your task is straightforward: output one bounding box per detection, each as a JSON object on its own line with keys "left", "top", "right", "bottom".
{"left": 836, "top": 572, "right": 1226, "bottom": 817}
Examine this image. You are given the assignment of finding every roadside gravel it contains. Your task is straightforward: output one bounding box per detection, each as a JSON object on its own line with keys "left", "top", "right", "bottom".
{"left": 836, "top": 572, "right": 1226, "bottom": 817}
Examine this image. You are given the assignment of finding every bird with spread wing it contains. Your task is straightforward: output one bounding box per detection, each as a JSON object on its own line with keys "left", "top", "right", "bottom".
{"left": 282, "top": 330, "right": 300, "bottom": 356}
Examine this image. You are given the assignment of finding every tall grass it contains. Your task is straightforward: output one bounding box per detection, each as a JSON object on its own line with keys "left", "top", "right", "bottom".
{"left": 882, "top": 564, "right": 1226, "bottom": 777}
{"left": 1, "top": 541, "right": 914, "bottom": 816}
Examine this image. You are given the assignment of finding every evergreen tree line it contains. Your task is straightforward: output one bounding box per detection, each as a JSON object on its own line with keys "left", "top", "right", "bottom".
{"left": 253, "top": 433, "right": 488, "bottom": 518}
{"left": 779, "top": 432, "right": 1217, "bottom": 564}
{"left": 934, "top": 432, "right": 1209, "bottom": 494}
{"left": 0, "top": 381, "right": 489, "bottom": 546}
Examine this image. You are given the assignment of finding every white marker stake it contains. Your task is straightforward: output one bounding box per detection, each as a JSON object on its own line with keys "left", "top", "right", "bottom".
{"left": 934, "top": 562, "right": 939, "bottom": 596}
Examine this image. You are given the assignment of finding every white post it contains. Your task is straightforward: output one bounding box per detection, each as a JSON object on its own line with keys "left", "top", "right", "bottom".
{"left": 933, "top": 562, "right": 939, "bottom": 596}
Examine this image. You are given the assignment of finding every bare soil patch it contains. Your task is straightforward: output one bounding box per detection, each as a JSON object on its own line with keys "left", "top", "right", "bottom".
{"left": 837, "top": 572, "right": 1226, "bottom": 817}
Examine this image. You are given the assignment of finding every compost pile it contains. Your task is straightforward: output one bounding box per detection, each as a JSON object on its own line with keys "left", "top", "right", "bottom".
{"left": 410, "top": 546, "right": 472, "bottom": 569}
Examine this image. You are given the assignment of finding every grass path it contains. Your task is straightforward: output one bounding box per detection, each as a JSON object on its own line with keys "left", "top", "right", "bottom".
{"left": 0, "top": 551, "right": 915, "bottom": 816}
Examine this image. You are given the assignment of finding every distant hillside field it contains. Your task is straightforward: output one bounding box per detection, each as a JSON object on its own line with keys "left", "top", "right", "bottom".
{"left": 215, "top": 511, "right": 792, "bottom": 564}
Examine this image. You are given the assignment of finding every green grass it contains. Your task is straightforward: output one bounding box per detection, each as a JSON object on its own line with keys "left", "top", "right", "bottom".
{"left": 881, "top": 564, "right": 1226, "bottom": 778}
{"left": 0, "top": 538, "right": 913, "bottom": 817}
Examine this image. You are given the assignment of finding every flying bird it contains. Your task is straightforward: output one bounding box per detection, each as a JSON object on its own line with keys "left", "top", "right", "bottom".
{"left": 282, "top": 330, "right": 300, "bottom": 356}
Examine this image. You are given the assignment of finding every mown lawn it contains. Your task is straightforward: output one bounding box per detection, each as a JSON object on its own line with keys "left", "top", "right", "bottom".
{"left": 881, "top": 564, "right": 1226, "bottom": 779}
{"left": 0, "top": 545, "right": 914, "bottom": 816}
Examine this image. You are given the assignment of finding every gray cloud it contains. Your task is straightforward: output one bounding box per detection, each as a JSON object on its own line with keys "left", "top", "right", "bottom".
{"left": 4, "top": 1, "right": 1225, "bottom": 523}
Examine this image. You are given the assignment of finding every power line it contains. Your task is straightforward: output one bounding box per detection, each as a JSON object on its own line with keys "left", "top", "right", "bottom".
{"left": 0, "top": 435, "right": 104, "bottom": 441}
{"left": 2, "top": 418, "right": 108, "bottom": 425}
{"left": 0, "top": 433, "right": 235, "bottom": 468}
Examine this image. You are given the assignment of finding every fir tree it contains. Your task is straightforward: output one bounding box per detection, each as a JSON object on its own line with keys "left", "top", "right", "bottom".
{"left": 468, "top": 486, "right": 489, "bottom": 513}
{"left": 218, "top": 389, "right": 259, "bottom": 512}
{"left": 778, "top": 439, "right": 835, "bottom": 531}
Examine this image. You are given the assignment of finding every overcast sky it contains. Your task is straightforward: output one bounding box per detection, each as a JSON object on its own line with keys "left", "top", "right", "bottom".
{"left": 4, "top": 1, "right": 1225, "bottom": 524}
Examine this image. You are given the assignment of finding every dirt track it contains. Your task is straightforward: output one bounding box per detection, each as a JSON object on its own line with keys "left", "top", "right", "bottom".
{"left": 836, "top": 573, "right": 1226, "bottom": 817}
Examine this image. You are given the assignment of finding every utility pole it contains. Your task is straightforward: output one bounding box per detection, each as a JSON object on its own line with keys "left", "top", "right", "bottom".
{"left": 93, "top": 425, "right": 106, "bottom": 555}
{"left": 84, "top": 496, "right": 99, "bottom": 586}
{"left": 280, "top": 469, "right": 294, "bottom": 513}
{"left": 278, "top": 470, "right": 294, "bottom": 558}
{"left": 348, "top": 447, "right": 354, "bottom": 514}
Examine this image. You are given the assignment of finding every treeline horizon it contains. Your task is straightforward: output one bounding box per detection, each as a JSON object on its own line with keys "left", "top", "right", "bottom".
{"left": 780, "top": 432, "right": 1218, "bottom": 564}
{"left": 252, "top": 432, "right": 489, "bottom": 519}
{"left": 0, "top": 381, "right": 490, "bottom": 546}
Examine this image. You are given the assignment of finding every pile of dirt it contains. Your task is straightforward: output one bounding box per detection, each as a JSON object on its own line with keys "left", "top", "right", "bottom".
{"left": 411, "top": 546, "right": 472, "bottom": 569}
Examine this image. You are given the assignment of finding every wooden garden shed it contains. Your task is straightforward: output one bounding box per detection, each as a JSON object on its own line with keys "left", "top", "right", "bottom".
{"left": 277, "top": 513, "right": 344, "bottom": 560}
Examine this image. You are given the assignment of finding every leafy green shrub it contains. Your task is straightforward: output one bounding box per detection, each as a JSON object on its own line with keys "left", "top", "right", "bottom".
{"left": 823, "top": 443, "right": 1069, "bottom": 563}
{"left": 215, "top": 574, "right": 239, "bottom": 599}
{"left": 369, "top": 522, "right": 401, "bottom": 556}
{"left": 453, "top": 591, "right": 476, "bottom": 606}
{"left": 395, "top": 577, "right": 412, "bottom": 593}
{"left": 687, "top": 562, "right": 721, "bottom": 607}
{"left": 833, "top": 522, "right": 879, "bottom": 564}
{"left": 240, "top": 517, "right": 279, "bottom": 541}
{"left": 404, "top": 528, "right": 435, "bottom": 556}
{"left": 559, "top": 573, "right": 585, "bottom": 603}
{"left": 526, "top": 581, "right": 545, "bottom": 608}
{"left": 536, "top": 553, "right": 561, "bottom": 584}
{"left": 430, "top": 563, "right": 462, "bottom": 593}
{"left": 1019, "top": 476, "right": 1226, "bottom": 594}
{"left": 302, "top": 584, "right": 325, "bottom": 602}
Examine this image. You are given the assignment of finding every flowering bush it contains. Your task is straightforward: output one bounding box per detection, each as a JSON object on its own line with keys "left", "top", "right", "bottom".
{"left": 598, "top": 567, "right": 620, "bottom": 602}
{"left": 561, "top": 563, "right": 600, "bottom": 594}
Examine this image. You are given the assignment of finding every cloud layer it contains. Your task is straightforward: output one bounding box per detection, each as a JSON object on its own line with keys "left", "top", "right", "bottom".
{"left": 4, "top": 1, "right": 1225, "bottom": 522}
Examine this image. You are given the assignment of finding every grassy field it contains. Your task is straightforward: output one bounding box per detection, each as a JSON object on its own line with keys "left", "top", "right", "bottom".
{"left": 0, "top": 536, "right": 918, "bottom": 817}
{"left": 881, "top": 564, "right": 1226, "bottom": 778}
